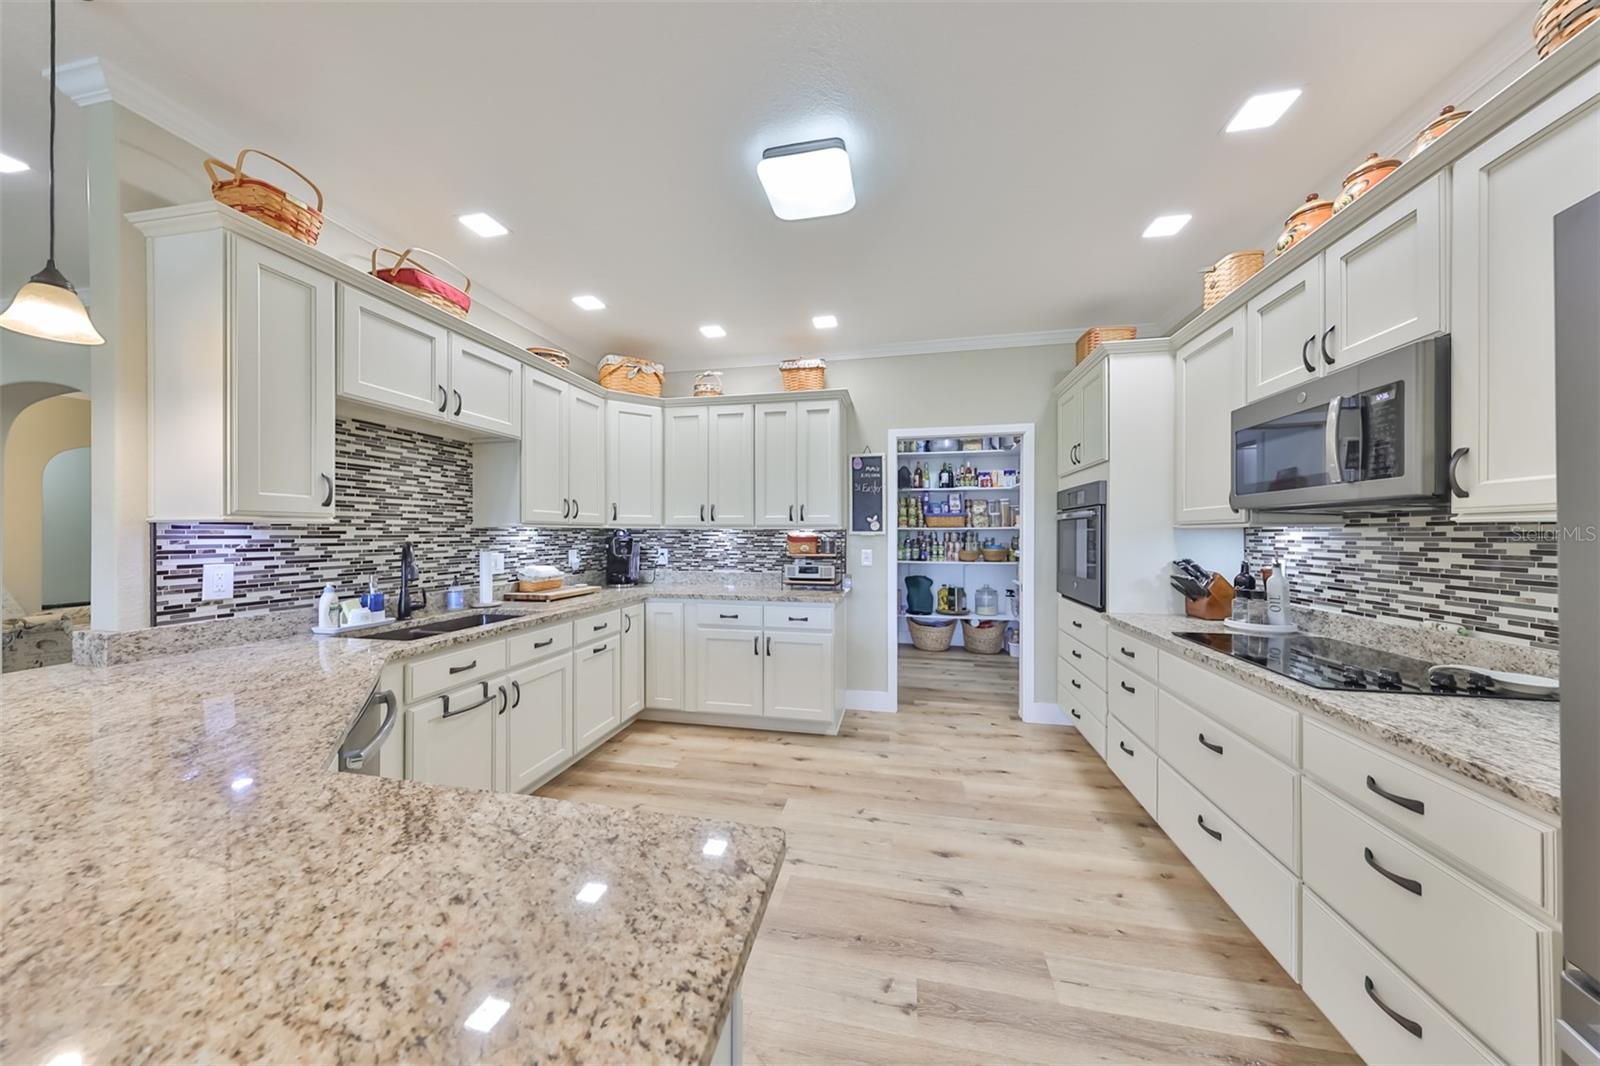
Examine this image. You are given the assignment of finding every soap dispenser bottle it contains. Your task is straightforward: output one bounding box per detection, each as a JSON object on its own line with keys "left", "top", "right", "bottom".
{"left": 318, "top": 583, "right": 338, "bottom": 630}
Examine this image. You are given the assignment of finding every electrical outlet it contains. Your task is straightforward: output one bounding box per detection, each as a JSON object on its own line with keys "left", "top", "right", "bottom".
{"left": 567, "top": 548, "right": 581, "bottom": 570}
{"left": 860, "top": 548, "right": 873, "bottom": 567}
{"left": 656, "top": 548, "right": 670, "bottom": 565}
{"left": 201, "top": 562, "right": 235, "bottom": 601}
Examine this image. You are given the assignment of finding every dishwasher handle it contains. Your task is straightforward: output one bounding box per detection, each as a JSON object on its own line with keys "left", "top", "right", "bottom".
{"left": 340, "top": 690, "right": 398, "bottom": 771}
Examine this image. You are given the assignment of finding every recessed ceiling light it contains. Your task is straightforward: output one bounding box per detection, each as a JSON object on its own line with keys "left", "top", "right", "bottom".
{"left": 1142, "top": 213, "right": 1192, "bottom": 239}
{"left": 0, "top": 152, "right": 29, "bottom": 174}
{"left": 699, "top": 324, "right": 727, "bottom": 339}
{"left": 756, "top": 137, "right": 856, "bottom": 221}
{"left": 572, "top": 294, "right": 606, "bottom": 311}
{"left": 1225, "top": 89, "right": 1302, "bottom": 133}
{"left": 575, "top": 880, "right": 608, "bottom": 904}
{"left": 463, "top": 996, "right": 511, "bottom": 1034}
{"left": 812, "top": 314, "right": 838, "bottom": 330}
{"left": 458, "top": 212, "right": 509, "bottom": 237}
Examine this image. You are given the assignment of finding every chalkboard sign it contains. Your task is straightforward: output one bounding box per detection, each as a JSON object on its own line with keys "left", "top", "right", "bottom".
{"left": 850, "top": 454, "right": 885, "bottom": 534}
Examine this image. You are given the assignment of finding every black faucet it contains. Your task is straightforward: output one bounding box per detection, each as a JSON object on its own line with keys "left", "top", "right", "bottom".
{"left": 397, "top": 543, "right": 425, "bottom": 620}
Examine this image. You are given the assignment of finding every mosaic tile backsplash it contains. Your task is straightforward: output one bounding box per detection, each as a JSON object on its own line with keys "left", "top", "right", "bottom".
{"left": 152, "top": 418, "right": 833, "bottom": 625}
{"left": 1246, "top": 513, "right": 1560, "bottom": 648}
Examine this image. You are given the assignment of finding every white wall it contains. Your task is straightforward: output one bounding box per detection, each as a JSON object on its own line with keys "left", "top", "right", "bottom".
{"left": 3, "top": 393, "right": 91, "bottom": 613}
{"left": 42, "top": 446, "right": 91, "bottom": 606}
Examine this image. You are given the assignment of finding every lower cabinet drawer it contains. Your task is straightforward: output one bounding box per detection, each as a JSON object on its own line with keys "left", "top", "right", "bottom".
{"left": 1059, "top": 677, "right": 1105, "bottom": 733}
{"left": 1106, "top": 629, "right": 1160, "bottom": 683}
{"left": 406, "top": 640, "right": 507, "bottom": 702}
{"left": 505, "top": 621, "right": 573, "bottom": 666}
{"left": 1301, "top": 888, "right": 1495, "bottom": 1065}
{"left": 763, "top": 604, "right": 833, "bottom": 630}
{"left": 1079, "top": 710, "right": 1108, "bottom": 761}
{"left": 697, "top": 602, "right": 765, "bottom": 629}
{"left": 1058, "top": 658, "right": 1108, "bottom": 719}
{"left": 1057, "top": 630, "right": 1106, "bottom": 688}
{"left": 1107, "top": 716, "right": 1157, "bottom": 815}
{"left": 1301, "top": 780, "right": 1549, "bottom": 1065}
{"left": 1106, "top": 661, "right": 1157, "bottom": 745}
{"left": 1057, "top": 596, "right": 1107, "bottom": 655}
{"left": 575, "top": 609, "right": 623, "bottom": 645}
{"left": 1157, "top": 651, "right": 1298, "bottom": 764}
{"left": 1158, "top": 760, "right": 1299, "bottom": 977}
{"left": 1158, "top": 692, "right": 1298, "bottom": 869}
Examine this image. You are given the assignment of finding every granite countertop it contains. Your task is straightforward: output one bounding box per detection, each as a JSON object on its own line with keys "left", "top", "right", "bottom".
{"left": 0, "top": 581, "right": 822, "bottom": 1062}
{"left": 1106, "top": 614, "right": 1561, "bottom": 816}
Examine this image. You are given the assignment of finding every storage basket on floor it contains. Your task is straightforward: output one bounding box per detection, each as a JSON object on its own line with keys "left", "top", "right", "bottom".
{"left": 1075, "top": 326, "right": 1136, "bottom": 363}
{"left": 1201, "top": 251, "right": 1264, "bottom": 309}
{"left": 907, "top": 617, "right": 956, "bottom": 652}
{"left": 371, "top": 247, "right": 472, "bottom": 318}
{"left": 779, "top": 358, "right": 827, "bottom": 391}
{"left": 599, "top": 355, "right": 665, "bottom": 396}
{"left": 961, "top": 619, "right": 1007, "bottom": 655}
{"left": 204, "top": 149, "right": 324, "bottom": 245}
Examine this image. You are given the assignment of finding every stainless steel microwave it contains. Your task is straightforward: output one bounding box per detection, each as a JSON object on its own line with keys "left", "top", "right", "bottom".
{"left": 1229, "top": 337, "right": 1450, "bottom": 513}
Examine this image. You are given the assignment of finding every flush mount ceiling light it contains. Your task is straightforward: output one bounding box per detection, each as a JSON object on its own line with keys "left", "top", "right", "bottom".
{"left": 0, "top": 0, "right": 103, "bottom": 346}
{"left": 458, "top": 212, "right": 509, "bottom": 237}
{"left": 571, "top": 294, "right": 606, "bottom": 311}
{"left": 1141, "top": 213, "right": 1192, "bottom": 239}
{"left": 699, "top": 324, "right": 726, "bottom": 339}
{"left": 1225, "top": 89, "right": 1302, "bottom": 133}
{"left": 812, "top": 314, "right": 838, "bottom": 330}
{"left": 756, "top": 137, "right": 856, "bottom": 221}
{"left": 0, "top": 152, "right": 28, "bottom": 174}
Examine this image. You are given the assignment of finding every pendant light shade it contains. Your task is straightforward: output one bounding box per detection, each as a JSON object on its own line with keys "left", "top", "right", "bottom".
{"left": 0, "top": 0, "right": 104, "bottom": 347}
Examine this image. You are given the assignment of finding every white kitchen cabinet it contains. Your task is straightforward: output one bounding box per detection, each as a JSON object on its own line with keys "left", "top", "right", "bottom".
{"left": 1245, "top": 255, "right": 1322, "bottom": 401}
{"left": 621, "top": 604, "right": 645, "bottom": 719}
{"left": 1055, "top": 361, "right": 1108, "bottom": 476}
{"left": 690, "top": 626, "right": 765, "bottom": 716}
{"left": 605, "top": 400, "right": 663, "bottom": 526}
{"left": 1056, "top": 384, "right": 1080, "bottom": 475}
{"left": 500, "top": 653, "right": 573, "bottom": 793}
{"left": 1174, "top": 308, "right": 1247, "bottom": 525}
{"left": 645, "top": 601, "right": 686, "bottom": 710}
{"left": 754, "top": 399, "right": 843, "bottom": 526}
{"left": 754, "top": 402, "right": 799, "bottom": 526}
{"left": 763, "top": 630, "right": 833, "bottom": 721}
{"left": 1450, "top": 67, "right": 1600, "bottom": 521}
{"left": 567, "top": 388, "right": 607, "bottom": 525}
{"left": 406, "top": 681, "right": 502, "bottom": 792}
{"left": 337, "top": 284, "right": 449, "bottom": 420}
{"left": 519, "top": 369, "right": 569, "bottom": 525}
{"left": 572, "top": 635, "right": 620, "bottom": 752}
{"left": 664, "top": 406, "right": 711, "bottom": 525}
{"left": 449, "top": 334, "right": 522, "bottom": 437}
{"left": 1322, "top": 174, "right": 1447, "bottom": 370}
{"left": 708, "top": 404, "right": 755, "bottom": 525}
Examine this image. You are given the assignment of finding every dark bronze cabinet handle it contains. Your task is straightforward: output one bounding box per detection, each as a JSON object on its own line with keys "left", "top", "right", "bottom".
{"left": 1120, "top": 681, "right": 1136, "bottom": 694}
{"left": 1070, "top": 649, "right": 1082, "bottom": 659}
{"left": 496, "top": 684, "right": 509, "bottom": 715}
{"left": 1366, "top": 775, "right": 1425, "bottom": 815}
{"left": 1365, "top": 977, "right": 1423, "bottom": 1039}
{"left": 788, "top": 616, "right": 808, "bottom": 622}
{"left": 572, "top": 498, "right": 579, "bottom": 518}
{"left": 1069, "top": 707, "right": 1082, "bottom": 719}
{"left": 1364, "top": 847, "right": 1422, "bottom": 896}
{"left": 754, "top": 635, "right": 760, "bottom": 655}
{"left": 591, "top": 642, "right": 608, "bottom": 655}
{"left": 1197, "top": 814, "right": 1222, "bottom": 841}
{"left": 562, "top": 498, "right": 571, "bottom": 519}
{"left": 534, "top": 638, "right": 553, "bottom": 649}
{"left": 1321, "top": 325, "right": 1336, "bottom": 366}
{"left": 1071, "top": 620, "right": 1083, "bottom": 629}
{"left": 511, "top": 680, "right": 521, "bottom": 709}
{"left": 1301, "top": 335, "right": 1316, "bottom": 373}
{"left": 1198, "top": 732, "right": 1224, "bottom": 755}
{"left": 437, "top": 384, "right": 448, "bottom": 412}
{"left": 592, "top": 622, "right": 608, "bottom": 631}
{"left": 453, "top": 389, "right": 463, "bottom": 416}
{"left": 612, "top": 503, "right": 618, "bottom": 521}
{"left": 1448, "top": 447, "right": 1470, "bottom": 499}
{"left": 700, "top": 504, "right": 706, "bottom": 522}
{"left": 766, "top": 637, "right": 773, "bottom": 656}
{"left": 1118, "top": 741, "right": 1134, "bottom": 757}
{"left": 1119, "top": 647, "right": 1135, "bottom": 659}
{"left": 321, "top": 473, "right": 334, "bottom": 507}
{"left": 449, "top": 659, "right": 477, "bottom": 675}
{"left": 710, "top": 504, "right": 717, "bottom": 521}
{"left": 624, "top": 614, "right": 631, "bottom": 633}
{"left": 719, "top": 613, "right": 739, "bottom": 620}
{"left": 800, "top": 504, "right": 806, "bottom": 521}
{"left": 1069, "top": 678, "right": 1082, "bottom": 690}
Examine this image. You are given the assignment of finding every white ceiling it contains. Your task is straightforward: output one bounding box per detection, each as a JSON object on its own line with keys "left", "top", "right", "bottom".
{"left": 1, "top": 1, "right": 1532, "bottom": 368}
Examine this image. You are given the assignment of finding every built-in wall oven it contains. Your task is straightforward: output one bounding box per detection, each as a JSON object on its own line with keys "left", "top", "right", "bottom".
{"left": 1056, "top": 481, "right": 1106, "bottom": 611}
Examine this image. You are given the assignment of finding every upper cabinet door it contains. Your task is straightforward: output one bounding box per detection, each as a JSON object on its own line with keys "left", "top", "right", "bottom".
{"left": 1175, "top": 308, "right": 1247, "bottom": 526}
{"left": 1452, "top": 68, "right": 1600, "bottom": 521}
{"left": 664, "top": 406, "right": 710, "bottom": 526}
{"left": 1076, "top": 363, "right": 1109, "bottom": 470}
{"left": 605, "top": 400, "right": 663, "bottom": 526}
{"left": 1245, "top": 256, "right": 1323, "bottom": 401}
{"left": 754, "top": 402, "right": 799, "bottom": 526}
{"left": 230, "top": 238, "right": 336, "bottom": 519}
{"left": 448, "top": 335, "right": 522, "bottom": 437}
{"left": 520, "top": 368, "right": 569, "bottom": 525}
{"left": 566, "top": 389, "right": 607, "bottom": 525}
{"left": 336, "top": 284, "right": 448, "bottom": 419}
{"left": 796, "top": 399, "right": 843, "bottom": 526}
{"left": 1056, "top": 384, "right": 1082, "bottom": 476}
{"left": 1322, "top": 173, "right": 1447, "bottom": 370}
{"left": 708, "top": 404, "right": 755, "bottom": 525}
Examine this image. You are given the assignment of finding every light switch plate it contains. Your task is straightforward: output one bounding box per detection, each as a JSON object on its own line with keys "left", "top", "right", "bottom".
{"left": 656, "top": 548, "right": 670, "bottom": 565}
{"left": 860, "top": 548, "right": 873, "bottom": 567}
{"left": 567, "top": 548, "right": 581, "bottom": 570}
{"left": 201, "top": 562, "right": 235, "bottom": 601}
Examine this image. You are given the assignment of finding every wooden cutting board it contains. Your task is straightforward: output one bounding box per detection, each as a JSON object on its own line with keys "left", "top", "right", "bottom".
{"left": 503, "top": 585, "right": 601, "bottom": 602}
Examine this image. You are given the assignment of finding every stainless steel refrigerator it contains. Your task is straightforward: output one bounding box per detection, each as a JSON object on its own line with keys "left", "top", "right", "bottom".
{"left": 1556, "top": 190, "right": 1600, "bottom": 1065}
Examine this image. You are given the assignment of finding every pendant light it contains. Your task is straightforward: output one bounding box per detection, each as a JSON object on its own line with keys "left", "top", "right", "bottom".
{"left": 0, "top": 0, "right": 104, "bottom": 346}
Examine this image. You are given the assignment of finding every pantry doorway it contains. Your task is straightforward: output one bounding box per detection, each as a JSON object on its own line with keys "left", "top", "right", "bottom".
{"left": 885, "top": 424, "right": 1035, "bottom": 720}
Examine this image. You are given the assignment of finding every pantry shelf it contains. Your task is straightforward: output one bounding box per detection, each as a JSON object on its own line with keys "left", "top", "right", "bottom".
{"left": 898, "top": 486, "right": 1020, "bottom": 494}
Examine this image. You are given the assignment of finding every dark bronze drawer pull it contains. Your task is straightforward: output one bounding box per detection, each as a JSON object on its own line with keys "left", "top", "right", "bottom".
{"left": 1118, "top": 741, "right": 1134, "bottom": 757}
{"left": 1070, "top": 649, "right": 1082, "bottom": 659}
{"left": 1366, "top": 775, "right": 1425, "bottom": 815}
{"left": 1069, "top": 707, "right": 1082, "bottom": 720}
{"left": 1364, "top": 977, "right": 1423, "bottom": 1039}
{"left": 1119, "top": 681, "right": 1136, "bottom": 694}
{"left": 1198, "top": 733, "right": 1224, "bottom": 755}
{"left": 534, "top": 638, "right": 553, "bottom": 649}
{"left": 448, "top": 659, "right": 477, "bottom": 675}
{"left": 1364, "top": 847, "right": 1422, "bottom": 896}
{"left": 1119, "top": 646, "right": 1135, "bottom": 659}
{"left": 1197, "top": 814, "right": 1222, "bottom": 841}
{"left": 1069, "top": 678, "right": 1082, "bottom": 690}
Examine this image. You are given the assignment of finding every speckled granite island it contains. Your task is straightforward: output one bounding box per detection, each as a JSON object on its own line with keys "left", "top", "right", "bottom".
{"left": 0, "top": 579, "right": 845, "bottom": 1063}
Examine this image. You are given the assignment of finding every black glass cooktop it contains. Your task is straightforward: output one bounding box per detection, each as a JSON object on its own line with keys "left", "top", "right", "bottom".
{"left": 1175, "top": 632, "right": 1558, "bottom": 700}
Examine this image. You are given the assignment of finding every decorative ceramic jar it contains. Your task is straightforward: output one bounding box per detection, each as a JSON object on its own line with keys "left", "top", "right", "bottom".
{"left": 1408, "top": 105, "right": 1472, "bottom": 158}
{"left": 1333, "top": 153, "right": 1402, "bottom": 213}
{"left": 1274, "top": 193, "right": 1335, "bottom": 257}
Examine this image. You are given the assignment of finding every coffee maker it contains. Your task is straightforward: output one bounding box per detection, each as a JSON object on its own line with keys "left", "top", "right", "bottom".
{"left": 605, "top": 529, "right": 641, "bottom": 586}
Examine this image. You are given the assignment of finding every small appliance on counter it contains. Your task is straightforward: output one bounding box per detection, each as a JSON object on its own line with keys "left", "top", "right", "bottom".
{"left": 605, "top": 529, "right": 641, "bottom": 586}
{"left": 784, "top": 556, "right": 841, "bottom": 589}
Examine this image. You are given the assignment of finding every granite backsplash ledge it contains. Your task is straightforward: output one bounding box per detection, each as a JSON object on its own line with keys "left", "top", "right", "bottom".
{"left": 153, "top": 417, "right": 838, "bottom": 625}
{"left": 1246, "top": 512, "right": 1560, "bottom": 649}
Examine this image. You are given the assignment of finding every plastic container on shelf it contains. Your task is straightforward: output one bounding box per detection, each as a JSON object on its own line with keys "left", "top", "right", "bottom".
{"left": 974, "top": 584, "right": 1000, "bottom": 616}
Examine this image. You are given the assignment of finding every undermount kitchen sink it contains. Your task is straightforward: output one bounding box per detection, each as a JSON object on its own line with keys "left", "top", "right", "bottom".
{"left": 351, "top": 612, "right": 522, "bottom": 641}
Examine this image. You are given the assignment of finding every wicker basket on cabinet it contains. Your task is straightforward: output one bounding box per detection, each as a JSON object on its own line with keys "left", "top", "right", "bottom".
{"left": 527, "top": 346, "right": 571, "bottom": 370}
{"left": 1075, "top": 327, "right": 1136, "bottom": 363}
{"left": 779, "top": 358, "right": 827, "bottom": 390}
{"left": 203, "top": 149, "right": 324, "bottom": 245}
{"left": 598, "top": 355, "right": 665, "bottom": 396}
{"left": 370, "top": 247, "right": 472, "bottom": 318}
{"left": 1201, "top": 251, "right": 1265, "bottom": 309}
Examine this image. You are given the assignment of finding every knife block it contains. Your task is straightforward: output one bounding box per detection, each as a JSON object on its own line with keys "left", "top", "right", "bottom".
{"left": 1185, "top": 574, "right": 1235, "bottom": 621}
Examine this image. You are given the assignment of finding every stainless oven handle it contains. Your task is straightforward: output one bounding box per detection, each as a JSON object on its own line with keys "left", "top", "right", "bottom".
{"left": 340, "top": 690, "right": 398, "bottom": 771}
{"left": 1325, "top": 397, "right": 1345, "bottom": 484}
{"left": 1056, "top": 508, "right": 1101, "bottom": 521}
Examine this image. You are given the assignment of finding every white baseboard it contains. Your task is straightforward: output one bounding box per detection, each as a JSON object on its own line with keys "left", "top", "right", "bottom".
{"left": 846, "top": 689, "right": 896, "bottom": 713}
{"left": 1023, "top": 701, "right": 1071, "bottom": 725}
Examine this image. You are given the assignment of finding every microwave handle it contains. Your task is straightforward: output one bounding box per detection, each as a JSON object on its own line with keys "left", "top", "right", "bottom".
{"left": 1325, "top": 397, "right": 1345, "bottom": 484}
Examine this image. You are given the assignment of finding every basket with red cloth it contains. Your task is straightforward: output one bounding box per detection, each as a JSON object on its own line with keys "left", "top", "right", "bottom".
{"left": 370, "top": 247, "right": 472, "bottom": 319}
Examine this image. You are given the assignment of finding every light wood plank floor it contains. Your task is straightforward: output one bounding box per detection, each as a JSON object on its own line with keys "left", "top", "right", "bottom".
{"left": 540, "top": 645, "right": 1357, "bottom": 1064}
